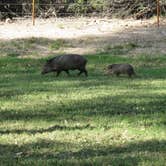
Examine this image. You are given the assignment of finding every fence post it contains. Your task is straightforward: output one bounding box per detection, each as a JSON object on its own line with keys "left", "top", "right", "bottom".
{"left": 157, "top": 0, "right": 160, "bottom": 27}
{"left": 32, "top": 0, "right": 35, "bottom": 25}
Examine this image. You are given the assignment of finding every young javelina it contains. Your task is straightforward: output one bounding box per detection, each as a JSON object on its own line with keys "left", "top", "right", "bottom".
{"left": 106, "top": 63, "right": 135, "bottom": 77}
{"left": 41, "top": 54, "right": 88, "bottom": 77}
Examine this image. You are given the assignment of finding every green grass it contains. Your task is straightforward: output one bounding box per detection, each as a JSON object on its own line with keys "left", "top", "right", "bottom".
{"left": 0, "top": 53, "right": 166, "bottom": 165}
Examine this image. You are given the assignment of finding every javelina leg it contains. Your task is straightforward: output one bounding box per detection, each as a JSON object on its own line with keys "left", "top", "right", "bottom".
{"left": 78, "top": 70, "right": 83, "bottom": 76}
{"left": 128, "top": 73, "right": 132, "bottom": 78}
{"left": 78, "top": 69, "right": 88, "bottom": 76}
{"left": 65, "top": 70, "right": 70, "bottom": 76}
{"left": 116, "top": 72, "right": 120, "bottom": 77}
{"left": 56, "top": 71, "right": 61, "bottom": 77}
{"left": 128, "top": 71, "right": 134, "bottom": 78}
{"left": 84, "top": 69, "right": 88, "bottom": 76}
{"left": 128, "top": 73, "right": 134, "bottom": 78}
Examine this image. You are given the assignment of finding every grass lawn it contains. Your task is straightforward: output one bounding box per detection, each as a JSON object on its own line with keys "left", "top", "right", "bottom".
{"left": 0, "top": 53, "right": 166, "bottom": 165}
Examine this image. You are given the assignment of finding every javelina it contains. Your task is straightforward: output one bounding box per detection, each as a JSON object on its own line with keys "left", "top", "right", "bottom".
{"left": 106, "top": 63, "right": 135, "bottom": 77}
{"left": 41, "top": 54, "right": 88, "bottom": 76}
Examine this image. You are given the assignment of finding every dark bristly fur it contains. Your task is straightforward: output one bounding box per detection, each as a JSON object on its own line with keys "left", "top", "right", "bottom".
{"left": 42, "top": 54, "right": 88, "bottom": 77}
{"left": 106, "top": 63, "right": 135, "bottom": 77}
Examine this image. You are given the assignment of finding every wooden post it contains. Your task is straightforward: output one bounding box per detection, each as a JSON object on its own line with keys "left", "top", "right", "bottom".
{"left": 157, "top": 0, "right": 160, "bottom": 27}
{"left": 32, "top": 0, "right": 35, "bottom": 25}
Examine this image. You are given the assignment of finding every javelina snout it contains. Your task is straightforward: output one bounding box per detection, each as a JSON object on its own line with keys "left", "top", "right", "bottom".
{"left": 41, "top": 63, "right": 55, "bottom": 75}
{"left": 104, "top": 67, "right": 113, "bottom": 75}
{"left": 41, "top": 66, "right": 47, "bottom": 74}
{"left": 106, "top": 63, "right": 135, "bottom": 77}
{"left": 42, "top": 54, "right": 88, "bottom": 77}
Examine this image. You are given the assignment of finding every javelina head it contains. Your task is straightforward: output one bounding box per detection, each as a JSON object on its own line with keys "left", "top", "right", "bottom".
{"left": 104, "top": 64, "right": 117, "bottom": 75}
{"left": 107, "top": 65, "right": 111, "bottom": 69}
{"left": 41, "top": 60, "right": 57, "bottom": 75}
{"left": 104, "top": 65, "right": 114, "bottom": 75}
{"left": 105, "top": 69, "right": 114, "bottom": 75}
{"left": 107, "top": 64, "right": 117, "bottom": 70}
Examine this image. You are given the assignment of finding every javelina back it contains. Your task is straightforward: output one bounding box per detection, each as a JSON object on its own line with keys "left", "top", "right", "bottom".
{"left": 41, "top": 54, "right": 88, "bottom": 76}
{"left": 106, "top": 63, "right": 135, "bottom": 77}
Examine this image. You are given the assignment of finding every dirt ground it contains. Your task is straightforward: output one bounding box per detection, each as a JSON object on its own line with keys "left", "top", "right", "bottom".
{"left": 0, "top": 17, "right": 166, "bottom": 55}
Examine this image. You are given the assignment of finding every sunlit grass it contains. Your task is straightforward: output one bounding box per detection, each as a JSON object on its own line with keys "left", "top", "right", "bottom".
{"left": 0, "top": 53, "right": 166, "bottom": 165}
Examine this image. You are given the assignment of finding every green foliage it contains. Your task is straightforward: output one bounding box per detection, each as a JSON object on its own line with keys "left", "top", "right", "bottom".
{"left": 1, "top": 0, "right": 165, "bottom": 19}
{"left": 0, "top": 53, "right": 166, "bottom": 165}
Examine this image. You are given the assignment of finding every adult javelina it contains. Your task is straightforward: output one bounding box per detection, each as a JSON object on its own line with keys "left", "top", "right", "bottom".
{"left": 41, "top": 54, "right": 88, "bottom": 76}
{"left": 106, "top": 63, "right": 135, "bottom": 77}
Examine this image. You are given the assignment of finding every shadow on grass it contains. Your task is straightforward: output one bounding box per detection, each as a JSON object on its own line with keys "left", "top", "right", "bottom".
{"left": 0, "top": 139, "right": 166, "bottom": 165}
{"left": 0, "top": 93, "right": 165, "bottom": 123}
{"left": 0, "top": 70, "right": 166, "bottom": 99}
{"left": 0, "top": 124, "right": 94, "bottom": 135}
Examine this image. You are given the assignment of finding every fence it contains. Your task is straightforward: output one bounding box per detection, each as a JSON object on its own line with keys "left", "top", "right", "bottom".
{"left": 0, "top": 0, "right": 165, "bottom": 26}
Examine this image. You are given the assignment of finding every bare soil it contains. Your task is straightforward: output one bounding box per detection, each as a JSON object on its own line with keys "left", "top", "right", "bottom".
{"left": 0, "top": 17, "right": 166, "bottom": 56}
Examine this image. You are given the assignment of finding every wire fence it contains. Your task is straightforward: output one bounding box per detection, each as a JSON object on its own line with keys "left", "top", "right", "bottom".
{"left": 0, "top": 1, "right": 166, "bottom": 22}
{"left": 0, "top": 2, "right": 105, "bottom": 19}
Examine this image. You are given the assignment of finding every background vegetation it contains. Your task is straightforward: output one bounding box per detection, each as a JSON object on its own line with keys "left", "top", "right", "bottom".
{"left": 0, "top": 0, "right": 166, "bottom": 20}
